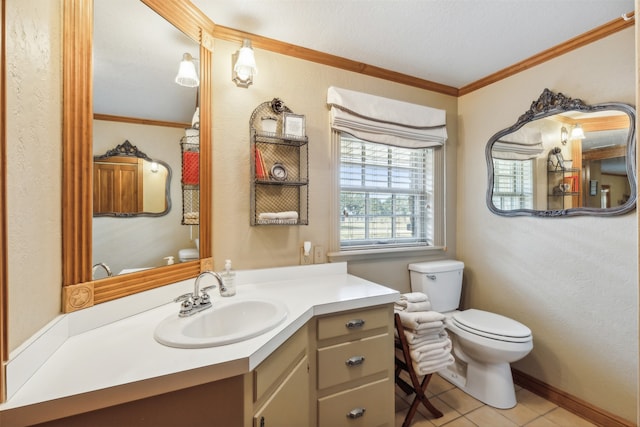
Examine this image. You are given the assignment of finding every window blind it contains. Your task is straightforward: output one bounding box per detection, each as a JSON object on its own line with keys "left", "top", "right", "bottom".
{"left": 327, "top": 86, "right": 447, "bottom": 149}
{"left": 492, "top": 158, "right": 534, "bottom": 210}
{"left": 492, "top": 126, "right": 544, "bottom": 160}
{"left": 340, "top": 135, "right": 434, "bottom": 248}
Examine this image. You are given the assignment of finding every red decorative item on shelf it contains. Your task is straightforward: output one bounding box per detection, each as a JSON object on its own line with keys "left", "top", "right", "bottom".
{"left": 182, "top": 151, "right": 199, "bottom": 185}
{"left": 255, "top": 148, "right": 267, "bottom": 179}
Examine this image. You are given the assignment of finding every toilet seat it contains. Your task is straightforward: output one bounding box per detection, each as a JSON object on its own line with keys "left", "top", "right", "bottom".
{"left": 452, "top": 309, "right": 532, "bottom": 343}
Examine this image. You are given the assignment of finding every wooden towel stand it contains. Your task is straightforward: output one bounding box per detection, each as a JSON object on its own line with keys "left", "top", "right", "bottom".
{"left": 394, "top": 313, "right": 443, "bottom": 426}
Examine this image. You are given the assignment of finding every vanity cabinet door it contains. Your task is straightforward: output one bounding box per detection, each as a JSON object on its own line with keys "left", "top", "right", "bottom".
{"left": 253, "top": 355, "right": 309, "bottom": 427}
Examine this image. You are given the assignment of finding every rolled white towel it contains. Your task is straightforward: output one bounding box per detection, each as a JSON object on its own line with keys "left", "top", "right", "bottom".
{"left": 394, "top": 300, "right": 432, "bottom": 312}
{"left": 275, "top": 211, "right": 299, "bottom": 219}
{"left": 258, "top": 212, "right": 277, "bottom": 220}
{"left": 399, "top": 292, "right": 429, "bottom": 303}
{"left": 397, "top": 311, "right": 445, "bottom": 330}
{"left": 414, "top": 354, "right": 455, "bottom": 376}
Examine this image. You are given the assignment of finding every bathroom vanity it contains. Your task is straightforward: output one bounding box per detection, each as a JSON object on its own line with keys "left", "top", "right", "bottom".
{"left": 0, "top": 263, "right": 398, "bottom": 427}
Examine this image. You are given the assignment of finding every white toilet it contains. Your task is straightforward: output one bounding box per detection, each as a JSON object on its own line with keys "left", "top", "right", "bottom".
{"left": 408, "top": 260, "right": 533, "bottom": 409}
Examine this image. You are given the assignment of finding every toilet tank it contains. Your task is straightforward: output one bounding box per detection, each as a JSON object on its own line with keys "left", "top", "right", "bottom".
{"left": 408, "top": 260, "right": 464, "bottom": 312}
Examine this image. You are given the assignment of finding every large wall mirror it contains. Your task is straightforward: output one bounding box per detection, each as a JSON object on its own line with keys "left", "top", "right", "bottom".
{"left": 486, "top": 88, "right": 637, "bottom": 217}
{"left": 62, "top": 0, "right": 214, "bottom": 311}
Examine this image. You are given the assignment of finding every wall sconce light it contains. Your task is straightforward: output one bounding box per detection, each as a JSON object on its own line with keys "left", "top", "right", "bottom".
{"left": 150, "top": 162, "right": 159, "bottom": 173}
{"left": 232, "top": 39, "right": 258, "bottom": 87}
{"left": 175, "top": 52, "right": 199, "bottom": 87}
{"left": 560, "top": 126, "right": 568, "bottom": 145}
{"left": 570, "top": 123, "right": 586, "bottom": 140}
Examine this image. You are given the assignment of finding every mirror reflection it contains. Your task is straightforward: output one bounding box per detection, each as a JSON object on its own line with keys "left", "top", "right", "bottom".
{"left": 93, "top": 140, "right": 171, "bottom": 217}
{"left": 92, "top": 0, "right": 200, "bottom": 277}
{"left": 487, "top": 89, "right": 637, "bottom": 217}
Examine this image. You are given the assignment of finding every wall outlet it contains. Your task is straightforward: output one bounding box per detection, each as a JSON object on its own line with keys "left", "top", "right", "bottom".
{"left": 300, "top": 247, "right": 313, "bottom": 265}
{"left": 313, "top": 246, "right": 325, "bottom": 264}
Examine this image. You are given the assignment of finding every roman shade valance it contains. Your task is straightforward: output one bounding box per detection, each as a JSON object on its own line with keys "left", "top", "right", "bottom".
{"left": 327, "top": 86, "right": 447, "bottom": 148}
{"left": 492, "top": 127, "right": 544, "bottom": 160}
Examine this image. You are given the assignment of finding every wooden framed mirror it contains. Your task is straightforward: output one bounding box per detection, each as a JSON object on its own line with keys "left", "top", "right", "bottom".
{"left": 62, "top": 0, "right": 214, "bottom": 311}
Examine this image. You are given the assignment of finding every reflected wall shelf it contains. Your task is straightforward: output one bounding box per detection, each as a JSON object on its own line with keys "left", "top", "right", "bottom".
{"left": 250, "top": 100, "right": 309, "bottom": 226}
{"left": 181, "top": 129, "right": 200, "bottom": 225}
{"left": 547, "top": 167, "right": 581, "bottom": 210}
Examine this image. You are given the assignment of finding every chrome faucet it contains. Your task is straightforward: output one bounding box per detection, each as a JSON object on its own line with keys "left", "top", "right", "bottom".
{"left": 92, "top": 262, "right": 112, "bottom": 279}
{"left": 174, "top": 271, "right": 223, "bottom": 317}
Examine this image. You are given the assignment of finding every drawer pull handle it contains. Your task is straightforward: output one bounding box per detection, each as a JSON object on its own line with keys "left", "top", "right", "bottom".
{"left": 345, "top": 319, "right": 365, "bottom": 329}
{"left": 347, "top": 407, "right": 366, "bottom": 419}
{"left": 346, "top": 355, "right": 365, "bottom": 367}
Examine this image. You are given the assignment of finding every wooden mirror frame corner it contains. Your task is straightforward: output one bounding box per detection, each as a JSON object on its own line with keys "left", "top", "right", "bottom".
{"left": 62, "top": 0, "right": 214, "bottom": 312}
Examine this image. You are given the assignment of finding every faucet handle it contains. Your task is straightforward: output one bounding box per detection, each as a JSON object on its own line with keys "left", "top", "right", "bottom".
{"left": 174, "top": 293, "right": 193, "bottom": 303}
{"left": 200, "top": 285, "right": 216, "bottom": 304}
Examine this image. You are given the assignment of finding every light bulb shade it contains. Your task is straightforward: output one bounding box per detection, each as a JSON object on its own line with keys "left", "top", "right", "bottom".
{"left": 570, "top": 124, "right": 586, "bottom": 140}
{"left": 233, "top": 39, "right": 257, "bottom": 87}
{"left": 175, "top": 53, "right": 199, "bottom": 87}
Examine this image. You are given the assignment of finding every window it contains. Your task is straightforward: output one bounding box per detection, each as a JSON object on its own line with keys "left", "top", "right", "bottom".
{"left": 492, "top": 158, "right": 534, "bottom": 210}
{"left": 339, "top": 133, "right": 436, "bottom": 249}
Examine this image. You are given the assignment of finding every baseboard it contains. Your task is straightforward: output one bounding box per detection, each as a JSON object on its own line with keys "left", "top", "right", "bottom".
{"left": 512, "top": 369, "right": 636, "bottom": 427}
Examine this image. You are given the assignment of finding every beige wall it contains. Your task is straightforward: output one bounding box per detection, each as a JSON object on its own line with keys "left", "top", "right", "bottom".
{"left": 211, "top": 39, "right": 458, "bottom": 291}
{"left": 457, "top": 28, "right": 637, "bottom": 421}
{"left": 6, "top": 0, "right": 62, "bottom": 351}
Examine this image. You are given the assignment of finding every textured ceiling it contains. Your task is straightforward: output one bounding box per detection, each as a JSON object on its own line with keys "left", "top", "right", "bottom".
{"left": 193, "top": 0, "right": 634, "bottom": 88}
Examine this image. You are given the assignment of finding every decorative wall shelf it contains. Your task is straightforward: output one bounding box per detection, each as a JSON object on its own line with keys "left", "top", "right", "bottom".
{"left": 181, "top": 129, "right": 200, "bottom": 225}
{"left": 249, "top": 99, "right": 309, "bottom": 226}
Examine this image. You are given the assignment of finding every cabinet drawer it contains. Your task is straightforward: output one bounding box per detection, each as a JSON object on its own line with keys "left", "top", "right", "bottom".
{"left": 254, "top": 325, "right": 306, "bottom": 403}
{"left": 317, "top": 333, "right": 391, "bottom": 390}
{"left": 317, "top": 306, "right": 390, "bottom": 341}
{"left": 318, "top": 377, "right": 393, "bottom": 427}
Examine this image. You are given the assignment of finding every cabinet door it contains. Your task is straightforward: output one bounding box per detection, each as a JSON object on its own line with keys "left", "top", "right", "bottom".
{"left": 254, "top": 356, "right": 309, "bottom": 427}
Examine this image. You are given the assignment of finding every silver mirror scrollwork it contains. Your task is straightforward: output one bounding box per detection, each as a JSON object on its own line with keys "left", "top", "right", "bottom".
{"left": 486, "top": 88, "right": 637, "bottom": 217}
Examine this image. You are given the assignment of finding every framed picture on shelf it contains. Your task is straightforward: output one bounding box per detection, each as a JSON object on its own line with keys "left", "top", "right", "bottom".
{"left": 283, "top": 113, "right": 306, "bottom": 137}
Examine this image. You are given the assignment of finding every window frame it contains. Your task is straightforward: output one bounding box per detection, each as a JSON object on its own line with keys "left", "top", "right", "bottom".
{"left": 491, "top": 158, "right": 535, "bottom": 210}
{"left": 329, "top": 131, "right": 446, "bottom": 259}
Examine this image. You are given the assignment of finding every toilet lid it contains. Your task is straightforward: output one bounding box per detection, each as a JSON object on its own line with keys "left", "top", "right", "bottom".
{"left": 452, "top": 309, "right": 532, "bottom": 343}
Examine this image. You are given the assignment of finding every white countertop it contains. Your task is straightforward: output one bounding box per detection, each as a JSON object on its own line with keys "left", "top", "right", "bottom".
{"left": 0, "top": 262, "right": 398, "bottom": 424}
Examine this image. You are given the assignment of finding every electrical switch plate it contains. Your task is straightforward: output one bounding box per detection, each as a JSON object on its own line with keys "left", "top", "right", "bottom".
{"left": 313, "top": 246, "right": 325, "bottom": 264}
{"left": 300, "top": 247, "right": 313, "bottom": 265}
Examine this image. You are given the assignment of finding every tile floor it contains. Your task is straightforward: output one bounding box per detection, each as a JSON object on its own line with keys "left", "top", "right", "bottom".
{"left": 395, "top": 374, "right": 598, "bottom": 427}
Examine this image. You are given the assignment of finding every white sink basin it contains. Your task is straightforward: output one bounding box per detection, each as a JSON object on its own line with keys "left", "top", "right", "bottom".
{"left": 154, "top": 298, "right": 288, "bottom": 348}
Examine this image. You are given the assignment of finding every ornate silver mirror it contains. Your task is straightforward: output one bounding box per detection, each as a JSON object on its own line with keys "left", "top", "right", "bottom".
{"left": 486, "top": 88, "right": 636, "bottom": 217}
{"left": 93, "top": 140, "right": 171, "bottom": 217}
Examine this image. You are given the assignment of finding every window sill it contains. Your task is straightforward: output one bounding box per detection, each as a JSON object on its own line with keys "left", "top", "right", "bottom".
{"left": 327, "top": 245, "right": 446, "bottom": 262}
